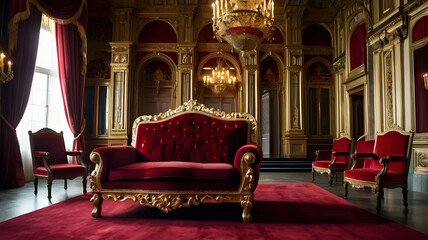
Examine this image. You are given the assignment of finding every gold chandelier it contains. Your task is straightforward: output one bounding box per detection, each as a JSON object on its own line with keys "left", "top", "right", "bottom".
{"left": 212, "top": 0, "right": 275, "bottom": 52}
{"left": 203, "top": 58, "right": 237, "bottom": 96}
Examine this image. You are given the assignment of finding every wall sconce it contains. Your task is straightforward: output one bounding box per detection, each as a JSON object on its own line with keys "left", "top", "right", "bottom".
{"left": 424, "top": 73, "right": 428, "bottom": 90}
{"left": 0, "top": 52, "right": 14, "bottom": 84}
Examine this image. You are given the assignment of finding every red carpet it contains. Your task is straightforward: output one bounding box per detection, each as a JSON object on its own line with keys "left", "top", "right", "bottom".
{"left": 0, "top": 183, "right": 427, "bottom": 240}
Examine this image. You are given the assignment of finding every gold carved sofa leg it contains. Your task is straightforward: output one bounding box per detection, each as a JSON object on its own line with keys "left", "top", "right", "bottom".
{"left": 91, "top": 193, "right": 103, "bottom": 218}
{"left": 241, "top": 194, "right": 254, "bottom": 223}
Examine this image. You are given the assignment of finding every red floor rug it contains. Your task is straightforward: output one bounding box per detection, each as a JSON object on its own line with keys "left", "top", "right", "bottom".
{"left": 0, "top": 183, "right": 426, "bottom": 240}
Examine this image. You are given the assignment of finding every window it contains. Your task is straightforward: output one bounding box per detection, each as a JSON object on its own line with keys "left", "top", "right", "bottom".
{"left": 17, "top": 15, "right": 73, "bottom": 181}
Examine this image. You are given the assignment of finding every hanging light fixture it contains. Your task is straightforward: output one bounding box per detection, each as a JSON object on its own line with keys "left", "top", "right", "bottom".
{"left": 203, "top": 58, "right": 237, "bottom": 96}
{"left": 212, "top": 0, "right": 275, "bottom": 53}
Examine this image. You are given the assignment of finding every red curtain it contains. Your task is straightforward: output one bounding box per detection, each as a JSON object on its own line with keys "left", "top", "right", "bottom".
{"left": 0, "top": 6, "right": 41, "bottom": 188}
{"left": 350, "top": 24, "right": 366, "bottom": 71}
{"left": 1, "top": 0, "right": 87, "bottom": 188}
{"left": 56, "top": 22, "right": 86, "bottom": 164}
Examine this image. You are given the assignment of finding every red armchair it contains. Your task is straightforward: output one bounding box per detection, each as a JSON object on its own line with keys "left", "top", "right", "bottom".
{"left": 344, "top": 130, "right": 414, "bottom": 210}
{"left": 312, "top": 137, "right": 353, "bottom": 186}
{"left": 29, "top": 128, "right": 87, "bottom": 200}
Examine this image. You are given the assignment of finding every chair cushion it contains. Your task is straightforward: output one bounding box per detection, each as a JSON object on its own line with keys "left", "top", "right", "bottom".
{"left": 312, "top": 160, "right": 348, "bottom": 170}
{"left": 344, "top": 168, "right": 406, "bottom": 184}
{"left": 109, "top": 161, "right": 238, "bottom": 181}
{"left": 35, "top": 164, "right": 86, "bottom": 177}
{"left": 32, "top": 131, "right": 68, "bottom": 165}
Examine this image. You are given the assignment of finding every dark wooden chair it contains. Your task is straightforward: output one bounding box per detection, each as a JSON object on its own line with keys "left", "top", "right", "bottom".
{"left": 344, "top": 130, "right": 414, "bottom": 210}
{"left": 29, "top": 128, "right": 87, "bottom": 200}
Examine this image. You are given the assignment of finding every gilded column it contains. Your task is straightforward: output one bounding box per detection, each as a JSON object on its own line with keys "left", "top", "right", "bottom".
{"left": 282, "top": 6, "right": 306, "bottom": 158}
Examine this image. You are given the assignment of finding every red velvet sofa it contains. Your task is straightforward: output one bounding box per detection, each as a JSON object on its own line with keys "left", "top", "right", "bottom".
{"left": 89, "top": 100, "right": 262, "bottom": 222}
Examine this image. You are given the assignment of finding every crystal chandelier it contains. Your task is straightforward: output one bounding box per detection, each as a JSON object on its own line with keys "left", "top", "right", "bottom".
{"left": 212, "top": 0, "right": 275, "bottom": 52}
{"left": 203, "top": 58, "right": 237, "bottom": 96}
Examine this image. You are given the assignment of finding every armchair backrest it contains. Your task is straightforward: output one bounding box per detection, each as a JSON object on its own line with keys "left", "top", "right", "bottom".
{"left": 370, "top": 131, "right": 414, "bottom": 175}
{"left": 29, "top": 128, "right": 68, "bottom": 168}
{"left": 354, "top": 140, "right": 375, "bottom": 169}
{"left": 331, "top": 137, "right": 352, "bottom": 164}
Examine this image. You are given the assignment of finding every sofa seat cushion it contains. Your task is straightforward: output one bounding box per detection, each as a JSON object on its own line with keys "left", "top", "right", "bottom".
{"left": 344, "top": 168, "right": 406, "bottom": 184}
{"left": 35, "top": 164, "right": 86, "bottom": 177}
{"left": 312, "top": 160, "right": 348, "bottom": 170}
{"left": 102, "top": 179, "right": 239, "bottom": 191}
{"left": 109, "top": 161, "right": 237, "bottom": 181}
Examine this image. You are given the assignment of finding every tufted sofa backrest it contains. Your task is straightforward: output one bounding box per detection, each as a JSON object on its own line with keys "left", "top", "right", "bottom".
{"left": 134, "top": 112, "right": 249, "bottom": 164}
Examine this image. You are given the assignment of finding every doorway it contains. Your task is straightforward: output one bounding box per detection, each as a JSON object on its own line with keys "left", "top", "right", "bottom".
{"left": 350, "top": 90, "right": 364, "bottom": 140}
{"left": 261, "top": 90, "right": 280, "bottom": 158}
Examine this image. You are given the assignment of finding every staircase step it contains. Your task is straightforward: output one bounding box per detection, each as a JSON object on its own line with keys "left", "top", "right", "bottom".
{"left": 259, "top": 158, "right": 313, "bottom": 172}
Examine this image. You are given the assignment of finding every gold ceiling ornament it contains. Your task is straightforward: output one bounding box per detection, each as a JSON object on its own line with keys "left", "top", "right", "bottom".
{"left": 0, "top": 52, "right": 14, "bottom": 84}
{"left": 212, "top": 0, "right": 275, "bottom": 53}
{"left": 203, "top": 58, "right": 237, "bottom": 96}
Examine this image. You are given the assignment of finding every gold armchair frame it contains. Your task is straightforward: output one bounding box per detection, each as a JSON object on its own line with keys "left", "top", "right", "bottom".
{"left": 344, "top": 130, "right": 415, "bottom": 210}
{"left": 89, "top": 100, "right": 259, "bottom": 222}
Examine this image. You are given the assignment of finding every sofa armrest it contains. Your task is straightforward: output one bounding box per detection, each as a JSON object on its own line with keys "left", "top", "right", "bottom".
{"left": 233, "top": 144, "right": 262, "bottom": 171}
{"left": 234, "top": 144, "right": 262, "bottom": 192}
{"left": 90, "top": 146, "right": 143, "bottom": 187}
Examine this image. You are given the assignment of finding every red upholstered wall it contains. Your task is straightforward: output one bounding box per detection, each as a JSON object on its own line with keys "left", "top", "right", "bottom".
{"left": 138, "top": 20, "right": 177, "bottom": 43}
{"left": 198, "top": 24, "right": 219, "bottom": 43}
{"left": 413, "top": 43, "right": 428, "bottom": 133}
{"left": 302, "top": 24, "right": 331, "bottom": 46}
{"left": 413, "top": 16, "right": 428, "bottom": 42}
{"left": 350, "top": 24, "right": 366, "bottom": 70}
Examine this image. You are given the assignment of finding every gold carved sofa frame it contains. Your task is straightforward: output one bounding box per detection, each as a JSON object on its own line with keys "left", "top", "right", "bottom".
{"left": 89, "top": 100, "right": 261, "bottom": 222}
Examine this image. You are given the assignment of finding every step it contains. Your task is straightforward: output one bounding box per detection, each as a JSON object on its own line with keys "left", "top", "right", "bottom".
{"left": 259, "top": 158, "right": 313, "bottom": 172}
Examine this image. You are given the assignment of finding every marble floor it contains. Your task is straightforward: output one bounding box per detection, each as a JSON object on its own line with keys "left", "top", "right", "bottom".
{"left": 1, "top": 172, "right": 427, "bottom": 235}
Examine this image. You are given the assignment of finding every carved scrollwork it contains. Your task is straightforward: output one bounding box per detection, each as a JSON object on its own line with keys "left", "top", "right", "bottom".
{"left": 98, "top": 192, "right": 242, "bottom": 213}
{"left": 131, "top": 99, "right": 257, "bottom": 146}
{"left": 239, "top": 153, "right": 256, "bottom": 192}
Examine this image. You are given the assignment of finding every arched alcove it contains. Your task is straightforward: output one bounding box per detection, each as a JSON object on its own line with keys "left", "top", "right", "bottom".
{"left": 135, "top": 53, "right": 177, "bottom": 116}
{"left": 138, "top": 20, "right": 177, "bottom": 43}
{"left": 197, "top": 23, "right": 219, "bottom": 43}
{"left": 196, "top": 53, "right": 242, "bottom": 112}
{"left": 302, "top": 24, "right": 332, "bottom": 46}
{"left": 349, "top": 24, "right": 366, "bottom": 71}
{"left": 412, "top": 16, "right": 428, "bottom": 133}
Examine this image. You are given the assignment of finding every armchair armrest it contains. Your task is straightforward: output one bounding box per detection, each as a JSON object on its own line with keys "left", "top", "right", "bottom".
{"left": 379, "top": 155, "right": 407, "bottom": 164}
{"left": 377, "top": 155, "right": 407, "bottom": 179}
{"left": 329, "top": 151, "right": 349, "bottom": 166}
{"left": 35, "top": 151, "right": 49, "bottom": 157}
{"left": 353, "top": 152, "right": 379, "bottom": 159}
{"left": 350, "top": 152, "right": 379, "bottom": 169}
{"left": 66, "top": 150, "right": 84, "bottom": 165}
{"left": 66, "top": 150, "right": 83, "bottom": 156}
{"left": 315, "top": 150, "right": 332, "bottom": 161}
{"left": 233, "top": 144, "right": 263, "bottom": 193}
{"left": 34, "top": 151, "right": 51, "bottom": 172}
{"left": 90, "top": 146, "right": 143, "bottom": 186}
